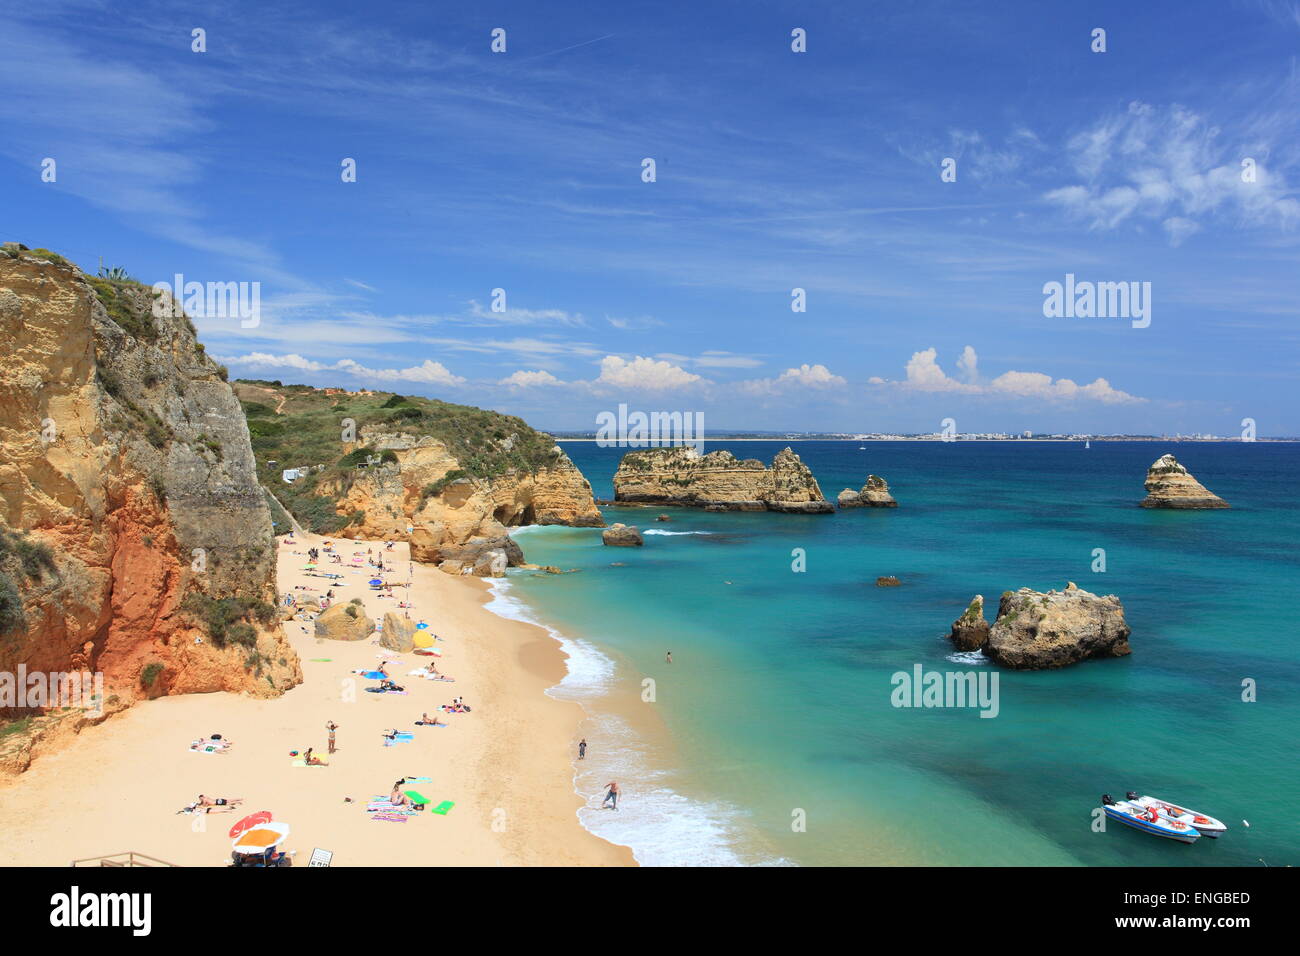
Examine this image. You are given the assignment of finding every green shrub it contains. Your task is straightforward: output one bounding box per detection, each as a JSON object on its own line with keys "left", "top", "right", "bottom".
{"left": 140, "top": 662, "right": 164, "bottom": 688}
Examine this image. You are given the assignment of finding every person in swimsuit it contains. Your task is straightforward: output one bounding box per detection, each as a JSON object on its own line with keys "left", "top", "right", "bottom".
{"left": 326, "top": 721, "right": 338, "bottom": 754}
{"left": 418, "top": 712, "right": 445, "bottom": 727}
{"left": 390, "top": 780, "right": 412, "bottom": 806}
{"left": 601, "top": 781, "right": 620, "bottom": 810}
{"left": 196, "top": 795, "right": 243, "bottom": 809}
{"left": 578, "top": 739, "right": 587, "bottom": 760}
{"left": 666, "top": 651, "right": 673, "bottom": 664}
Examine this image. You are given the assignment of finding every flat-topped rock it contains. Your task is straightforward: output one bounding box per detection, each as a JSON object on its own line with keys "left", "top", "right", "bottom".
{"left": 315, "top": 600, "right": 376, "bottom": 642}
{"left": 984, "top": 582, "right": 1131, "bottom": 669}
{"left": 1140, "top": 454, "right": 1228, "bottom": 509}
{"left": 613, "top": 446, "right": 833, "bottom": 513}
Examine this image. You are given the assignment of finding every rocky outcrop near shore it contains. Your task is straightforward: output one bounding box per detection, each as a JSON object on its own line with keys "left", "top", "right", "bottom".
{"left": 838, "top": 475, "right": 897, "bottom": 508}
{"left": 245, "top": 396, "right": 606, "bottom": 577}
{"left": 1140, "top": 454, "right": 1229, "bottom": 509}
{"left": 983, "top": 583, "right": 1131, "bottom": 669}
{"left": 613, "top": 446, "right": 833, "bottom": 513}
{"left": 0, "top": 245, "right": 300, "bottom": 749}
{"left": 380, "top": 611, "right": 416, "bottom": 652}
{"left": 602, "top": 523, "right": 644, "bottom": 546}
{"left": 315, "top": 600, "right": 375, "bottom": 641}
{"left": 949, "top": 595, "right": 990, "bottom": 650}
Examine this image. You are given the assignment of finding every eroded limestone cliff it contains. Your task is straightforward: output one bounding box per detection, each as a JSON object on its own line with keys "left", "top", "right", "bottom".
{"left": 612, "top": 446, "right": 832, "bottom": 513}
{"left": 1140, "top": 454, "right": 1229, "bottom": 509}
{"left": 0, "top": 245, "right": 299, "bottom": 771}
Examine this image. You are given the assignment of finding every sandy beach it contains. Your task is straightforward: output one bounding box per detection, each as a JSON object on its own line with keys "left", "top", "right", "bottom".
{"left": 0, "top": 534, "right": 634, "bottom": 867}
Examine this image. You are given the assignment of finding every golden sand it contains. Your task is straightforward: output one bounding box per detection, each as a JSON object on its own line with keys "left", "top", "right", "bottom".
{"left": 0, "top": 534, "right": 634, "bottom": 867}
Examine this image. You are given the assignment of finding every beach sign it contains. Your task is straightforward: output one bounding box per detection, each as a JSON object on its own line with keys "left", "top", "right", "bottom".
{"left": 308, "top": 848, "right": 334, "bottom": 867}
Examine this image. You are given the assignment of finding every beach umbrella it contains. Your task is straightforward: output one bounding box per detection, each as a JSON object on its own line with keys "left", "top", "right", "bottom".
{"left": 232, "top": 821, "right": 290, "bottom": 853}
{"left": 228, "top": 810, "right": 273, "bottom": 840}
{"left": 369, "top": 578, "right": 383, "bottom": 586}
{"left": 413, "top": 632, "right": 434, "bottom": 649}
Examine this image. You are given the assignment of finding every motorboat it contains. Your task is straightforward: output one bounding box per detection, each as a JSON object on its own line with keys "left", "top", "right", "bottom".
{"left": 1126, "top": 792, "right": 1227, "bottom": 838}
{"left": 1100, "top": 794, "right": 1200, "bottom": 843}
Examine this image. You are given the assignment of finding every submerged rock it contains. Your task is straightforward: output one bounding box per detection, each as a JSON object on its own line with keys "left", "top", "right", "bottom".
{"left": 602, "top": 523, "right": 644, "bottom": 547}
{"left": 983, "top": 582, "right": 1131, "bottom": 669}
{"left": 950, "top": 595, "right": 990, "bottom": 650}
{"left": 1140, "top": 454, "right": 1228, "bottom": 509}
{"left": 876, "top": 576, "right": 901, "bottom": 587}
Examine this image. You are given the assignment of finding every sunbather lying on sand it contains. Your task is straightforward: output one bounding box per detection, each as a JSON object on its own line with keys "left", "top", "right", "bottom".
{"left": 198, "top": 794, "right": 242, "bottom": 807}
{"left": 416, "top": 712, "right": 446, "bottom": 727}
{"left": 302, "top": 747, "right": 325, "bottom": 766}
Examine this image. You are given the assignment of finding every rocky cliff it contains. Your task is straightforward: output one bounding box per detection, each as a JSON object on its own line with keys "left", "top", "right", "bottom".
{"left": 0, "top": 245, "right": 299, "bottom": 771}
{"left": 981, "top": 582, "right": 1131, "bottom": 669}
{"left": 612, "top": 446, "right": 833, "bottom": 513}
{"left": 236, "top": 383, "right": 604, "bottom": 577}
{"left": 1140, "top": 454, "right": 1229, "bottom": 509}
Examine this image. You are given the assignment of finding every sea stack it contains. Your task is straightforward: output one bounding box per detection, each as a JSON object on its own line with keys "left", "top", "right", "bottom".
{"left": 601, "top": 523, "right": 644, "bottom": 546}
{"left": 1140, "top": 454, "right": 1228, "bottom": 509}
{"left": 949, "top": 595, "right": 990, "bottom": 650}
{"left": 838, "top": 475, "right": 898, "bottom": 508}
{"left": 612, "top": 446, "right": 833, "bottom": 513}
{"left": 983, "top": 583, "right": 1131, "bottom": 669}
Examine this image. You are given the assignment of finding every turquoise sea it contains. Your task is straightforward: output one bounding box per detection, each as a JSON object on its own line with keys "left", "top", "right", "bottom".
{"left": 488, "top": 441, "right": 1299, "bottom": 866}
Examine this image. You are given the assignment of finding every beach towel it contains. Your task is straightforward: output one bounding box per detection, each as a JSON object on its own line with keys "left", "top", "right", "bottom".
{"left": 291, "top": 757, "right": 329, "bottom": 767}
{"left": 431, "top": 801, "right": 455, "bottom": 815}
{"left": 403, "top": 776, "right": 432, "bottom": 783}
{"left": 309, "top": 658, "right": 333, "bottom": 662}
{"left": 370, "top": 815, "right": 408, "bottom": 823}
{"left": 413, "top": 721, "right": 446, "bottom": 728}
{"left": 366, "top": 687, "right": 408, "bottom": 695}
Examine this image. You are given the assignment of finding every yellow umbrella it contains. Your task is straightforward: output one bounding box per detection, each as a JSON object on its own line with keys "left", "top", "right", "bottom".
{"left": 413, "top": 632, "right": 434, "bottom": 649}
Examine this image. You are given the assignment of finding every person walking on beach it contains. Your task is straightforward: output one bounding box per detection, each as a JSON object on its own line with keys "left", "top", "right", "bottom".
{"left": 601, "top": 781, "right": 620, "bottom": 810}
{"left": 578, "top": 738, "right": 587, "bottom": 760}
{"left": 326, "top": 720, "right": 338, "bottom": 754}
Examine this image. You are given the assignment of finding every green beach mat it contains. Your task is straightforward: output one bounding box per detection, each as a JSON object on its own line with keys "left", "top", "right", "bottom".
{"left": 308, "top": 658, "right": 332, "bottom": 662}
{"left": 431, "top": 800, "right": 454, "bottom": 815}
{"left": 403, "top": 790, "right": 429, "bottom": 805}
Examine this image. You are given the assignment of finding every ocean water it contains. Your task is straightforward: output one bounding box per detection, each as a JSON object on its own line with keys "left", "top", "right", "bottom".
{"left": 495, "top": 441, "right": 1299, "bottom": 867}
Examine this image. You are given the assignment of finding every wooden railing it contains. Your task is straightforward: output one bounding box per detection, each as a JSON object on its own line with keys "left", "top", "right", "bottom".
{"left": 70, "top": 851, "right": 179, "bottom": 867}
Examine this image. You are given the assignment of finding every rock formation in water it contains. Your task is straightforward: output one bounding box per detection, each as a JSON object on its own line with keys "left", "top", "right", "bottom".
{"left": 1140, "top": 454, "right": 1229, "bottom": 509}
{"left": 601, "top": 523, "right": 644, "bottom": 547}
{"left": 235, "top": 382, "right": 605, "bottom": 577}
{"left": 983, "top": 582, "right": 1131, "bottom": 669}
{"left": 838, "top": 475, "right": 897, "bottom": 508}
{"left": 0, "top": 244, "right": 300, "bottom": 771}
{"left": 612, "top": 446, "right": 832, "bottom": 513}
{"left": 949, "top": 595, "right": 990, "bottom": 650}
{"left": 876, "top": 576, "right": 901, "bottom": 587}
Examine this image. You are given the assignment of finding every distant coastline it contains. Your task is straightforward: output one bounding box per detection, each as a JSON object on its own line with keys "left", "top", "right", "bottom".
{"left": 553, "top": 436, "right": 1299, "bottom": 443}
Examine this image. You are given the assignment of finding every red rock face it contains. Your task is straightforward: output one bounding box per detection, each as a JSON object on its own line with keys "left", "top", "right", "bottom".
{"left": 0, "top": 250, "right": 300, "bottom": 758}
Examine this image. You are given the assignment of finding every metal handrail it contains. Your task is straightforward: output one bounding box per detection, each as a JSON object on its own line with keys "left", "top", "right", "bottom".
{"left": 70, "top": 851, "right": 179, "bottom": 867}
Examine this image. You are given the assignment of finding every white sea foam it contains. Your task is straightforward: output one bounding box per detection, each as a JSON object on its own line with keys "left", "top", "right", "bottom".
{"left": 642, "top": 529, "right": 713, "bottom": 536}
{"left": 484, "top": 576, "right": 777, "bottom": 866}
{"left": 945, "top": 649, "right": 991, "bottom": 666}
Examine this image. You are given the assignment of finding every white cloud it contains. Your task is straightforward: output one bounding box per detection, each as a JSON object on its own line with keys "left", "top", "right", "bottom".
{"left": 776, "top": 363, "right": 846, "bottom": 387}
{"left": 955, "top": 345, "right": 978, "bottom": 382}
{"left": 220, "top": 352, "right": 465, "bottom": 386}
{"left": 878, "top": 347, "right": 1143, "bottom": 404}
{"left": 594, "top": 355, "right": 703, "bottom": 390}
{"left": 1044, "top": 100, "right": 1300, "bottom": 241}
{"left": 467, "top": 299, "right": 585, "bottom": 327}
{"left": 499, "top": 369, "right": 565, "bottom": 387}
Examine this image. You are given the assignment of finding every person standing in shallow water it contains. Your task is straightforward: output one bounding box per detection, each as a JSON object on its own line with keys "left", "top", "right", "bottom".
{"left": 578, "top": 738, "right": 587, "bottom": 760}
{"left": 665, "top": 651, "right": 672, "bottom": 664}
{"left": 601, "top": 781, "right": 620, "bottom": 810}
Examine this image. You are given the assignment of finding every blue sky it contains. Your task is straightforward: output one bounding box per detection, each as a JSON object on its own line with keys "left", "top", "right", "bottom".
{"left": 3, "top": 0, "right": 1299, "bottom": 434}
